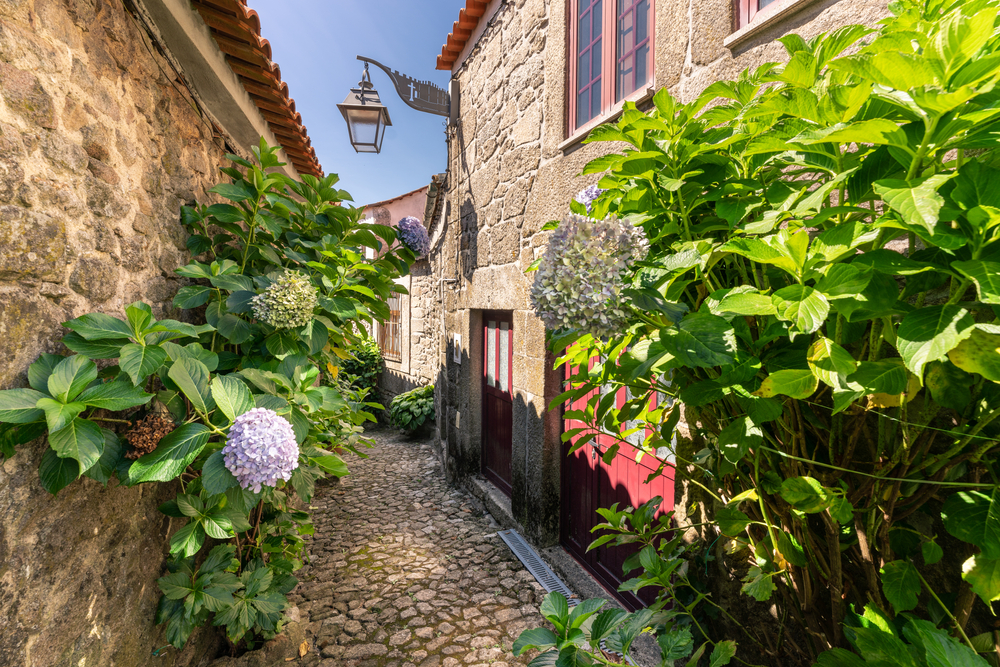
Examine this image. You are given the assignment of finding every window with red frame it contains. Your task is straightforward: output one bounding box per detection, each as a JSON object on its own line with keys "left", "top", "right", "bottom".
{"left": 570, "top": 0, "right": 654, "bottom": 132}
{"left": 735, "top": 0, "right": 778, "bottom": 29}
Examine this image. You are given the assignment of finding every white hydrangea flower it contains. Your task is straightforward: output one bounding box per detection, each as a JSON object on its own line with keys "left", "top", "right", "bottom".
{"left": 251, "top": 270, "right": 317, "bottom": 329}
{"left": 530, "top": 214, "right": 647, "bottom": 338}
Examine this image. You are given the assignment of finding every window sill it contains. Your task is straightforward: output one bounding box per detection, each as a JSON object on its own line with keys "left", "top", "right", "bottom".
{"left": 723, "top": 0, "right": 820, "bottom": 49}
{"left": 559, "top": 85, "right": 657, "bottom": 153}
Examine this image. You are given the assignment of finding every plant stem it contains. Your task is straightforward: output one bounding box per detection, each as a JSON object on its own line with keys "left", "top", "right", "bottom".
{"left": 914, "top": 568, "right": 976, "bottom": 650}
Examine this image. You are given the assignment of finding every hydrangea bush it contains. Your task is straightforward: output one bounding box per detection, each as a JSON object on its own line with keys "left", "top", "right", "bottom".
{"left": 223, "top": 408, "right": 299, "bottom": 492}
{"left": 251, "top": 270, "right": 318, "bottom": 329}
{"left": 0, "top": 141, "right": 414, "bottom": 652}
{"left": 397, "top": 215, "right": 430, "bottom": 257}
{"left": 529, "top": 214, "right": 647, "bottom": 338}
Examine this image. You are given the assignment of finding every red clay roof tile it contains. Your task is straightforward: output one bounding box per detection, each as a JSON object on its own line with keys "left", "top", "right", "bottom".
{"left": 191, "top": 0, "right": 323, "bottom": 178}
{"left": 436, "top": 0, "right": 490, "bottom": 70}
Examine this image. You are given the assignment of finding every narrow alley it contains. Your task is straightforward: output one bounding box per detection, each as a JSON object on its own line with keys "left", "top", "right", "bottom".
{"left": 291, "top": 429, "right": 549, "bottom": 667}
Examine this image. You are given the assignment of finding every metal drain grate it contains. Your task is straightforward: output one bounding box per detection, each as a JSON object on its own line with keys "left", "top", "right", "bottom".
{"left": 496, "top": 529, "right": 577, "bottom": 604}
{"left": 495, "top": 529, "right": 636, "bottom": 666}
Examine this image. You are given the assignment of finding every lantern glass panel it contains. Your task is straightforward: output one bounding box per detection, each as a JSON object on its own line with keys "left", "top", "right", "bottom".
{"left": 347, "top": 107, "right": 382, "bottom": 146}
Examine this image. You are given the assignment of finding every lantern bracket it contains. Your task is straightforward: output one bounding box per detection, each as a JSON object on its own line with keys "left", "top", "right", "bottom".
{"left": 357, "top": 55, "right": 451, "bottom": 119}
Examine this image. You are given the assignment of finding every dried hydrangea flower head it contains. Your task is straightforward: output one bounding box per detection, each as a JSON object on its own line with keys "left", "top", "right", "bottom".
{"left": 397, "top": 216, "right": 430, "bottom": 258}
{"left": 223, "top": 408, "right": 299, "bottom": 493}
{"left": 250, "top": 270, "right": 318, "bottom": 329}
{"left": 530, "top": 214, "right": 648, "bottom": 339}
{"left": 575, "top": 185, "right": 606, "bottom": 214}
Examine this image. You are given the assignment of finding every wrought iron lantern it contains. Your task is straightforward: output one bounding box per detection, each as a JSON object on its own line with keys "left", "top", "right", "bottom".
{"left": 337, "top": 63, "right": 392, "bottom": 154}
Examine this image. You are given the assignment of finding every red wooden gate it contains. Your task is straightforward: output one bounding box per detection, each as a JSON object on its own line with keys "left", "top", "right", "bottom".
{"left": 561, "top": 357, "right": 674, "bottom": 610}
{"left": 482, "top": 311, "right": 513, "bottom": 495}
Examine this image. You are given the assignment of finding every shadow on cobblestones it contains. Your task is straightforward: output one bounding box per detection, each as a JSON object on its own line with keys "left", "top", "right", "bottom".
{"left": 291, "top": 427, "right": 548, "bottom": 667}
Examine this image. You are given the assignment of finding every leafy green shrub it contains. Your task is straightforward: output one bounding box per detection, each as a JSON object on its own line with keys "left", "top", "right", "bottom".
{"left": 520, "top": 0, "right": 1000, "bottom": 663}
{"left": 388, "top": 384, "right": 435, "bottom": 433}
{"left": 338, "top": 336, "right": 383, "bottom": 399}
{"left": 0, "top": 140, "right": 414, "bottom": 651}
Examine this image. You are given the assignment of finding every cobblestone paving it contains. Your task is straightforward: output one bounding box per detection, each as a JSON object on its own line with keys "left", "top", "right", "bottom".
{"left": 290, "top": 428, "right": 548, "bottom": 667}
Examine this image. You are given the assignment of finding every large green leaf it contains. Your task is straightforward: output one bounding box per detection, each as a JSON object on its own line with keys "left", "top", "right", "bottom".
{"left": 717, "top": 507, "right": 751, "bottom": 536}
{"left": 77, "top": 380, "right": 153, "bottom": 411}
{"left": 781, "top": 476, "right": 832, "bottom": 513}
{"left": 119, "top": 344, "right": 168, "bottom": 386}
{"left": 771, "top": 285, "right": 829, "bottom": 335}
{"left": 659, "top": 314, "right": 737, "bottom": 368}
{"left": 210, "top": 375, "right": 254, "bottom": 423}
{"left": 880, "top": 560, "right": 921, "bottom": 613}
{"left": 38, "top": 447, "right": 80, "bottom": 494}
{"left": 27, "top": 354, "right": 63, "bottom": 394}
{"left": 83, "top": 428, "right": 123, "bottom": 486}
{"left": 897, "top": 305, "right": 976, "bottom": 379}
{"left": 217, "top": 314, "right": 253, "bottom": 344}
{"left": 47, "top": 355, "right": 98, "bottom": 403}
{"left": 0, "top": 388, "right": 47, "bottom": 423}
{"left": 741, "top": 566, "right": 776, "bottom": 601}
{"left": 311, "top": 455, "right": 349, "bottom": 477}
{"left": 36, "top": 398, "right": 86, "bottom": 433}
{"left": 709, "top": 640, "right": 737, "bottom": 667}
{"left": 873, "top": 174, "right": 953, "bottom": 236}
{"left": 172, "top": 285, "right": 213, "bottom": 309}
{"left": 952, "top": 260, "right": 1000, "bottom": 304}
{"left": 942, "top": 489, "right": 1000, "bottom": 558}
{"left": 755, "top": 369, "right": 818, "bottom": 399}
{"left": 61, "top": 332, "right": 129, "bottom": 359}
{"left": 844, "top": 626, "right": 919, "bottom": 667}
{"left": 62, "top": 312, "right": 134, "bottom": 341}
{"left": 962, "top": 554, "right": 1000, "bottom": 605}
{"left": 161, "top": 342, "right": 219, "bottom": 372}
{"left": 169, "top": 521, "right": 207, "bottom": 558}
{"left": 948, "top": 327, "right": 1000, "bottom": 381}
{"left": 202, "top": 449, "right": 239, "bottom": 495}
{"left": 48, "top": 417, "right": 105, "bottom": 471}
{"left": 903, "top": 619, "right": 993, "bottom": 667}
{"left": 848, "top": 360, "right": 908, "bottom": 394}
{"left": 807, "top": 337, "right": 857, "bottom": 386}
{"left": 924, "top": 360, "right": 973, "bottom": 411}
{"left": 128, "top": 423, "right": 211, "bottom": 483}
{"left": 717, "top": 416, "right": 762, "bottom": 463}
{"left": 167, "top": 357, "right": 213, "bottom": 415}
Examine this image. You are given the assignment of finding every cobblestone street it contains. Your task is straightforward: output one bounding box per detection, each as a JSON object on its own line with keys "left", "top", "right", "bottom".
{"left": 291, "top": 428, "right": 548, "bottom": 667}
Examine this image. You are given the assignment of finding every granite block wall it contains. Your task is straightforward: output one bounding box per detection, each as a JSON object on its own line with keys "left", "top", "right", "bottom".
{"left": 0, "top": 0, "right": 234, "bottom": 664}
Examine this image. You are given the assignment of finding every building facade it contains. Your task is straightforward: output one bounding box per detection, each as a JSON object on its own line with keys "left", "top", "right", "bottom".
{"left": 414, "top": 0, "right": 890, "bottom": 600}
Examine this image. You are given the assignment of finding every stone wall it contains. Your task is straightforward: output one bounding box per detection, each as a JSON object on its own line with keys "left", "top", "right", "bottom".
{"left": 0, "top": 0, "right": 234, "bottom": 664}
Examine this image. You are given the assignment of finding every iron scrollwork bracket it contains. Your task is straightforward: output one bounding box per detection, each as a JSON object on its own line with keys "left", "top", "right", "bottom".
{"left": 357, "top": 55, "right": 450, "bottom": 118}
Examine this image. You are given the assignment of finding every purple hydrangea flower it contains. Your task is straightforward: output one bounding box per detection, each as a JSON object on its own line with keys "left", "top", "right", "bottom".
{"left": 530, "top": 214, "right": 648, "bottom": 338}
{"left": 575, "top": 185, "right": 606, "bottom": 214}
{"left": 222, "top": 408, "right": 299, "bottom": 492}
{"left": 397, "top": 216, "right": 430, "bottom": 257}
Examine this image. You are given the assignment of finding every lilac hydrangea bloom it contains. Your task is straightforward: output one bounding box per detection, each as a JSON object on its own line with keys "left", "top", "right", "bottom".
{"left": 397, "top": 216, "right": 430, "bottom": 257}
{"left": 575, "top": 185, "right": 606, "bottom": 214}
{"left": 530, "top": 214, "right": 648, "bottom": 338}
{"left": 223, "top": 408, "right": 299, "bottom": 492}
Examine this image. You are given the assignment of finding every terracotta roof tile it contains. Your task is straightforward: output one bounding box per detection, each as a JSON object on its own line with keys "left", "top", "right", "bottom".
{"left": 191, "top": 0, "right": 323, "bottom": 178}
{"left": 436, "top": 0, "right": 489, "bottom": 70}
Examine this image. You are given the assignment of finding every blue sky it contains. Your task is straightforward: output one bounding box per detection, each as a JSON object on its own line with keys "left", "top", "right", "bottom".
{"left": 249, "top": 0, "right": 462, "bottom": 207}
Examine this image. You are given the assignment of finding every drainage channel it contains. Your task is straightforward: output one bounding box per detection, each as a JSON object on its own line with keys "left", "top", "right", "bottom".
{"left": 496, "top": 529, "right": 636, "bottom": 666}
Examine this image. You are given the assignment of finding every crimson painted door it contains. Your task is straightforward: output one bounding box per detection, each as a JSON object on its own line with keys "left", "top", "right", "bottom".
{"left": 482, "top": 312, "right": 513, "bottom": 496}
{"left": 561, "top": 357, "right": 675, "bottom": 610}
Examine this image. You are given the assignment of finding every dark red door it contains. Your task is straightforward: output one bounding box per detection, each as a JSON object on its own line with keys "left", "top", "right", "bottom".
{"left": 482, "top": 311, "right": 513, "bottom": 496}
{"left": 561, "top": 356, "right": 675, "bottom": 610}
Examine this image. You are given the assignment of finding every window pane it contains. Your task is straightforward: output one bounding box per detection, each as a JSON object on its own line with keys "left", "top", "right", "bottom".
{"left": 499, "top": 321, "right": 510, "bottom": 393}
{"left": 616, "top": 0, "right": 651, "bottom": 101}
{"left": 578, "top": 50, "right": 589, "bottom": 87}
{"left": 487, "top": 320, "right": 496, "bottom": 388}
{"left": 577, "top": 89, "right": 590, "bottom": 123}
{"left": 591, "top": 79, "right": 602, "bottom": 119}
{"left": 593, "top": 0, "right": 602, "bottom": 38}
{"left": 758, "top": 0, "right": 777, "bottom": 8}
{"left": 592, "top": 41, "right": 602, "bottom": 78}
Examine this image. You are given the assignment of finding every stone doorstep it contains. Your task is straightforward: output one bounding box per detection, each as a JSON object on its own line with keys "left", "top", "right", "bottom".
{"left": 465, "top": 475, "right": 523, "bottom": 536}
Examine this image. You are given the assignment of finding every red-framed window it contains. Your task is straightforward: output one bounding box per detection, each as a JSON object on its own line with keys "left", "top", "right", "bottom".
{"left": 378, "top": 294, "right": 402, "bottom": 362}
{"left": 569, "top": 0, "right": 654, "bottom": 132}
{"left": 735, "top": 0, "right": 778, "bottom": 30}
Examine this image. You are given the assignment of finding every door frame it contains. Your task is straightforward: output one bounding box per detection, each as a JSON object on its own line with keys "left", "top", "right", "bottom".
{"left": 481, "top": 310, "right": 514, "bottom": 495}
